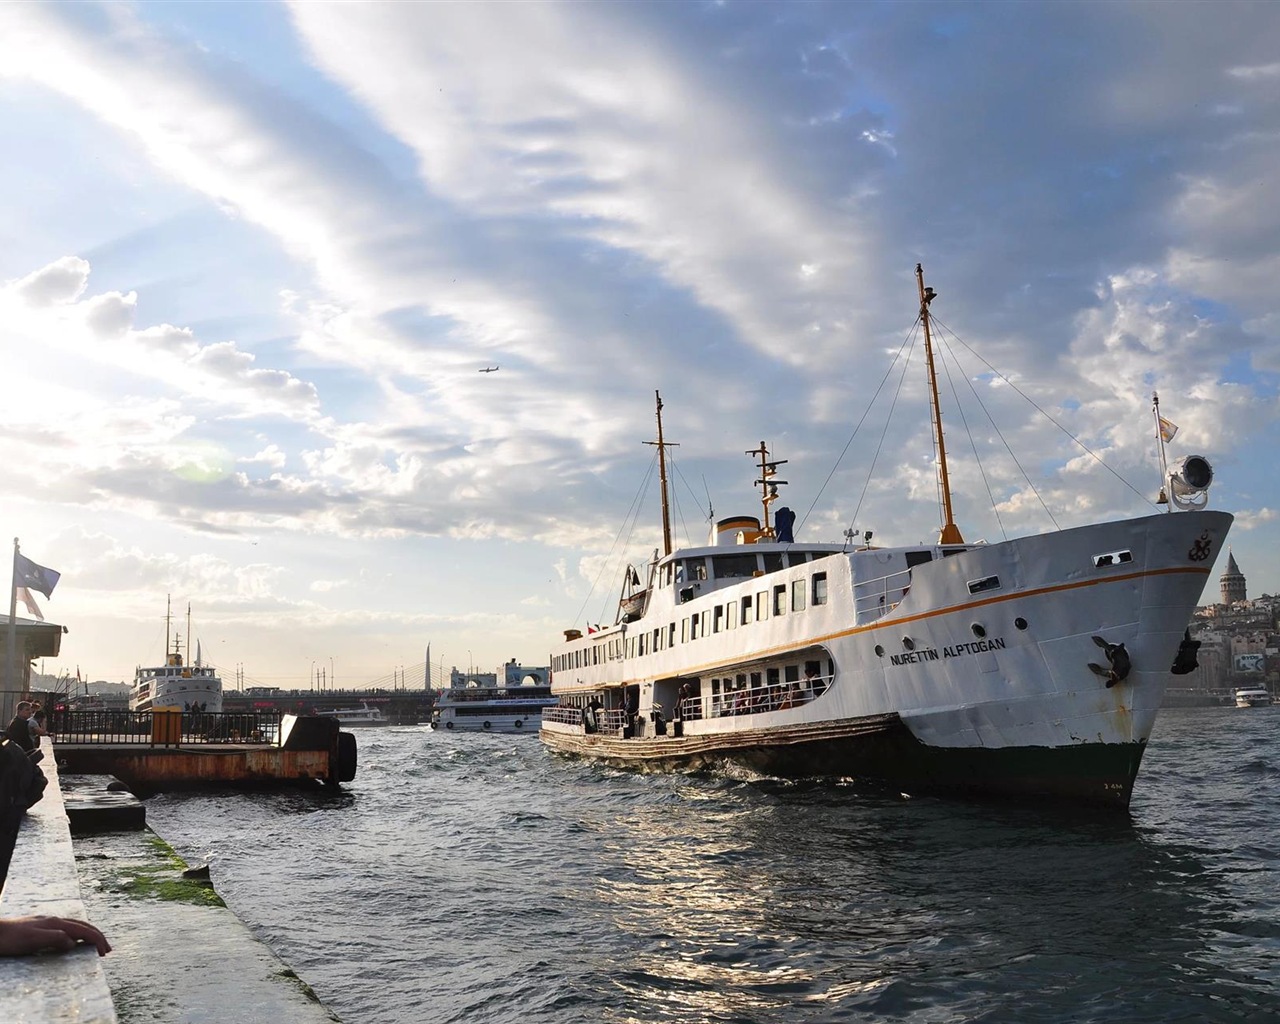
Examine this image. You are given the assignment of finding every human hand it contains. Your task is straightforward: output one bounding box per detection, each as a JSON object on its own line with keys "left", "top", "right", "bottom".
{"left": 0, "top": 916, "right": 111, "bottom": 956}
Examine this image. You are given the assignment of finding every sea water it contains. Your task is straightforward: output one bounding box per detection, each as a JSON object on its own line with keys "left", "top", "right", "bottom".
{"left": 143, "top": 708, "right": 1280, "bottom": 1023}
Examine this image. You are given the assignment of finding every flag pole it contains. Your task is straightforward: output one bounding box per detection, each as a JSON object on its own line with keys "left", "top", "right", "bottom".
{"left": 7, "top": 538, "right": 20, "bottom": 692}
{"left": 1153, "top": 391, "right": 1171, "bottom": 513}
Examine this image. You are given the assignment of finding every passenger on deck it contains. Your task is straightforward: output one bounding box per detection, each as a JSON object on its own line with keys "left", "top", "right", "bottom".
{"left": 803, "top": 667, "right": 822, "bottom": 699}
{"left": 584, "top": 696, "right": 603, "bottom": 733}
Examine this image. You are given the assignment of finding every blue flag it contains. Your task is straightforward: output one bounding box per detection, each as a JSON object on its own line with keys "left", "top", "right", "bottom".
{"left": 14, "top": 552, "right": 60, "bottom": 599}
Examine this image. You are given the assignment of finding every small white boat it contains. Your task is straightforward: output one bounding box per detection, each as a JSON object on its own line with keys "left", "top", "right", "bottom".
{"left": 431, "top": 661, "right": 555, "bottom": 733}
{"left": 1234, "top": 687, "right": 1272, "bottom": 708}
{"left": 322, "top": 704, "right": 390, "bottom": 727}
{"left": 131, "top": 598, "right": 223, "bottom": 714}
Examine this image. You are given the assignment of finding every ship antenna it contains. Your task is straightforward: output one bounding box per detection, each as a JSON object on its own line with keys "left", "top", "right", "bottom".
{"left": 165, "top": 594, "right": 171, "bottom": 659}
{"left": 747, "top": 441, "right": 788, "bottom": 540}
{"left": 643, "top": 390, "right": 677, "bottom": 557}
{"left": 917, "top": 263, "right": 964, "bottom": 544}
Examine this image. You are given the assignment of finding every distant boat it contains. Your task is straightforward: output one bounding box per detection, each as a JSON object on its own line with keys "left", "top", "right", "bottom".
{"left": 1234, "top": 687, "right": 1272, "bottom": 708}
{"left": 131, "top": 598, "right": 223, "bottom": 713}
{"left": 540, "top": 266, "right": 1233, "bottom": 810}
{"left": 322, "top": 704, "right": 390, "bottom": 727}
{"left": 431, "top": 662, "right": 555, "bottom": 733}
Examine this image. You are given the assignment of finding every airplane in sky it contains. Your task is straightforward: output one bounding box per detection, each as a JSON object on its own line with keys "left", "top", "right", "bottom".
{"left": 478, "top": 365, "right": 499, "bottom": 373}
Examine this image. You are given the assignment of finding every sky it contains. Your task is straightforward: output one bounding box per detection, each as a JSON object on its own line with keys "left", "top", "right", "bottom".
{"left": 1, "top": 1, "right": 1277, "bottom": 692}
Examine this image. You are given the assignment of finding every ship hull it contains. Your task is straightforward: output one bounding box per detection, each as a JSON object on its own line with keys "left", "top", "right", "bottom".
{"left": 542, "top": 714, "right": 1145, "bottom": 807}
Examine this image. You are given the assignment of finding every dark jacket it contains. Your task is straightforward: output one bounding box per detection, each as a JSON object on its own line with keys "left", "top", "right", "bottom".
{"left": 4, "top": 717, "right": 34, "bottom": 753}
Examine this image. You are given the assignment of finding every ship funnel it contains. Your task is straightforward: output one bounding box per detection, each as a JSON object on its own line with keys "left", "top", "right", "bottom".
{"left": 713, "top": 516, "right": 761, "bottom": 546}
{"left": 1167, "top": 455, "right": 1214, "bottom": 511}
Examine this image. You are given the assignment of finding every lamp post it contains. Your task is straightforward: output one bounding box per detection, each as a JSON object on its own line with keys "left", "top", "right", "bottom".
{"left": 329, "top": 657, "right": 334, "bottom": 694}
{"left": 467, "top": 650, "right": 472, "bottom": 683}
{"left": 310, "top": 660, "right": 316, "bottom": 692}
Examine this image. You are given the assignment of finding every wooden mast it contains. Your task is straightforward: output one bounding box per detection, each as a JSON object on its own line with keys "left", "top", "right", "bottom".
{"left": 916, "top": 264, "right": 964, "bottom": 545}
{"left": 644, "top": 390, "right": 675, "bottom": 557}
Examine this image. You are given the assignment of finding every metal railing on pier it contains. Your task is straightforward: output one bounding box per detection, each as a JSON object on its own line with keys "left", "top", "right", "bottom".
{"left": 50, "top": 709, "right": 283, "bottom": 747}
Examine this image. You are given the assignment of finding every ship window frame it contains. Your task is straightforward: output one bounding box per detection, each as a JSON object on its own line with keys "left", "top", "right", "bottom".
{"left": 741, "top": 594, "right": 752, "bottom": 624}
{"left": 726, "top": 600, "right": 737, "bottom": 630}
{"left": 967, "top": 575, "right": 1001, "bottom": 595}
{"left": 792, "top": 579, "right": 806, "bottom": 612}
{"left": 689, "top": 614, "right": 699, "bottom": 641}
{"left": 700, "top": 609, "right": 710, "bottom": 637}
{"left": 812, "top": 572, "right": 828, "bottom": 606}
{"left": 715, "top": 553, "right": 759, "bottom": 579}
{"left": 757, "top": 590, "right": 769, "bottom": 621}
{"left": 773, "top": 585, "right": 787, "bottom": 616}
{"left": 713, "top": 605, "right": 724, "bottom": 633}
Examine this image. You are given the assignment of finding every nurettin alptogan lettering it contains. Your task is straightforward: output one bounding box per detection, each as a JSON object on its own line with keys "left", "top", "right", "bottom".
{"left": 890, "top": 637, "right": 1007, "bottom": 666}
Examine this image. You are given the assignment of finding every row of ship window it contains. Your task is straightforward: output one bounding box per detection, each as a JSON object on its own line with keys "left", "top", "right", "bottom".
{"left": 553, "top": 571, "right": 829, "bottom": 674}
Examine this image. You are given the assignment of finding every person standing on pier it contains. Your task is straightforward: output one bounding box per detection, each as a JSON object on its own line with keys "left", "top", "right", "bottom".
{"left": 4, "top": 704, "right": 35, "bottom": 754}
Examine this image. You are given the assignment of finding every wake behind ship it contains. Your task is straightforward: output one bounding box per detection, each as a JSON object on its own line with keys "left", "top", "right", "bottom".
{"left": 540, "top": 266, "right": 1231, "bottom": 809}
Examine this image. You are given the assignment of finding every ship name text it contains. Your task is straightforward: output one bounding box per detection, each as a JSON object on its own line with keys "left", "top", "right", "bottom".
{"left": 890, "top": 637, "right": 1006, "bottom": 666}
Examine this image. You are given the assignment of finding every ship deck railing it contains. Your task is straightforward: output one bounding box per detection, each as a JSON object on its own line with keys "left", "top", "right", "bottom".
{"left": 853, "top": 568, "right": 913, "bottom": 622}
{"left": 679, "top": 673, "right": 829, "bottom": 721}
{"left": 541, "top": 676, "right": 832, "bottom": 732}
{"left": 49, "top": 709, "right": 284, "bottom": 747}
{"left": 542, "top": 706, "right": 583, "bottom": 727}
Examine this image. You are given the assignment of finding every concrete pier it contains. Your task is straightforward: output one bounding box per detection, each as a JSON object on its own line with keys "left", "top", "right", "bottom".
{"left": 0, "top": 739, "right": 343, "bottom": 1022}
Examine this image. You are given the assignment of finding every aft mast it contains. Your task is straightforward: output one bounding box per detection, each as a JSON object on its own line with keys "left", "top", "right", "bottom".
{"left": 916, "top": 264, "right": 964, "bottom": 545}
{"left": 644, "top": 390, "right": 676, "bottom": 557}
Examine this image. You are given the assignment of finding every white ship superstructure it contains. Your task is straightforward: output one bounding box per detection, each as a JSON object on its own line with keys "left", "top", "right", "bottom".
{"left": 130, "top": 599, "right": 223, "bottom": 713}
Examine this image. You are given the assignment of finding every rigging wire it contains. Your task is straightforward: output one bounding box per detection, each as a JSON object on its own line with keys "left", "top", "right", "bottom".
{"left": 929, "top": 315, "right": 1157, "bottom": 509}
{"left": 933, "top": 327, "right": 1014, "bottom": 539}
{"left": 846, "top": 326, "right": 920, "bottom": 539}
{"left": 798, "top": 322, "right": 921, "bottom": 536}
{"left": 576, "top": 448, "right": 660, "bottom": 629}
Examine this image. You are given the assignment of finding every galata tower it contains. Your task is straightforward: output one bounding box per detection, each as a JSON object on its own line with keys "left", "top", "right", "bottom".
{"left": 1219, "top": 549, "right": 1246, "bottom": 605}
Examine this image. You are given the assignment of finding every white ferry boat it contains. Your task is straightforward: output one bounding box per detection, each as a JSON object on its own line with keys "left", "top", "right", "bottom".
{"left": 131, "top": 599, "right": 223, "bottom": 713}
{"left": 323, "top": 704, "right": 390, "bottom": 727}
{"left": 1234, "top": 687, "right": 1272, "bottom": 708}
{"left": 541, "top": 266, "right": 1232, "bottom": 809}
{"left": 432, "top": 660, "right": 555, "bottom": 733}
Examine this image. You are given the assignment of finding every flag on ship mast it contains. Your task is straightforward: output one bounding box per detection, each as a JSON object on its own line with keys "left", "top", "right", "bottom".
{"left": 1158, "top": 416, "right": 1179, "bottom": 443}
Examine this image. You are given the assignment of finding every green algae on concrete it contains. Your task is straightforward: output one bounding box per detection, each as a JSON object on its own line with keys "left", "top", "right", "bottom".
{"left": 91, "top": 833, "right": 226, "bottom": 907}
{"left": 74, "top": 828, "right": 341, "bottom": 1023}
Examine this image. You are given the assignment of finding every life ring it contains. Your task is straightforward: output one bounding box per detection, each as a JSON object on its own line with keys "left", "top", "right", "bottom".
{"left": 482, "top": 721, "right": 491, "bottom": 730}
{"left": 445, "top": 721, "right": 454, "bottom": 730}
{"left": 514, "top": 719, "right": 523, "bottom": 729}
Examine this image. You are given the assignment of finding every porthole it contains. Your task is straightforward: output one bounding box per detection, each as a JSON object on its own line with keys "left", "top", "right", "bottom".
{"left": 1014, "top": 617, "right": 1028, "bottom": 631}
{"left": 902, "top": 637, "right": 915, "bottom": 650}
{"left": 874, "top": 644, "right": 885, "bottom": 657}
{"left": 971, "top": 624, "right": 987, "bottom": 638}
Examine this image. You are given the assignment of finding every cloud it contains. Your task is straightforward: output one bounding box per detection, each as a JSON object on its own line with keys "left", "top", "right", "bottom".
{"left": 10, "top": 255, "right": 90, "bottom": 305}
